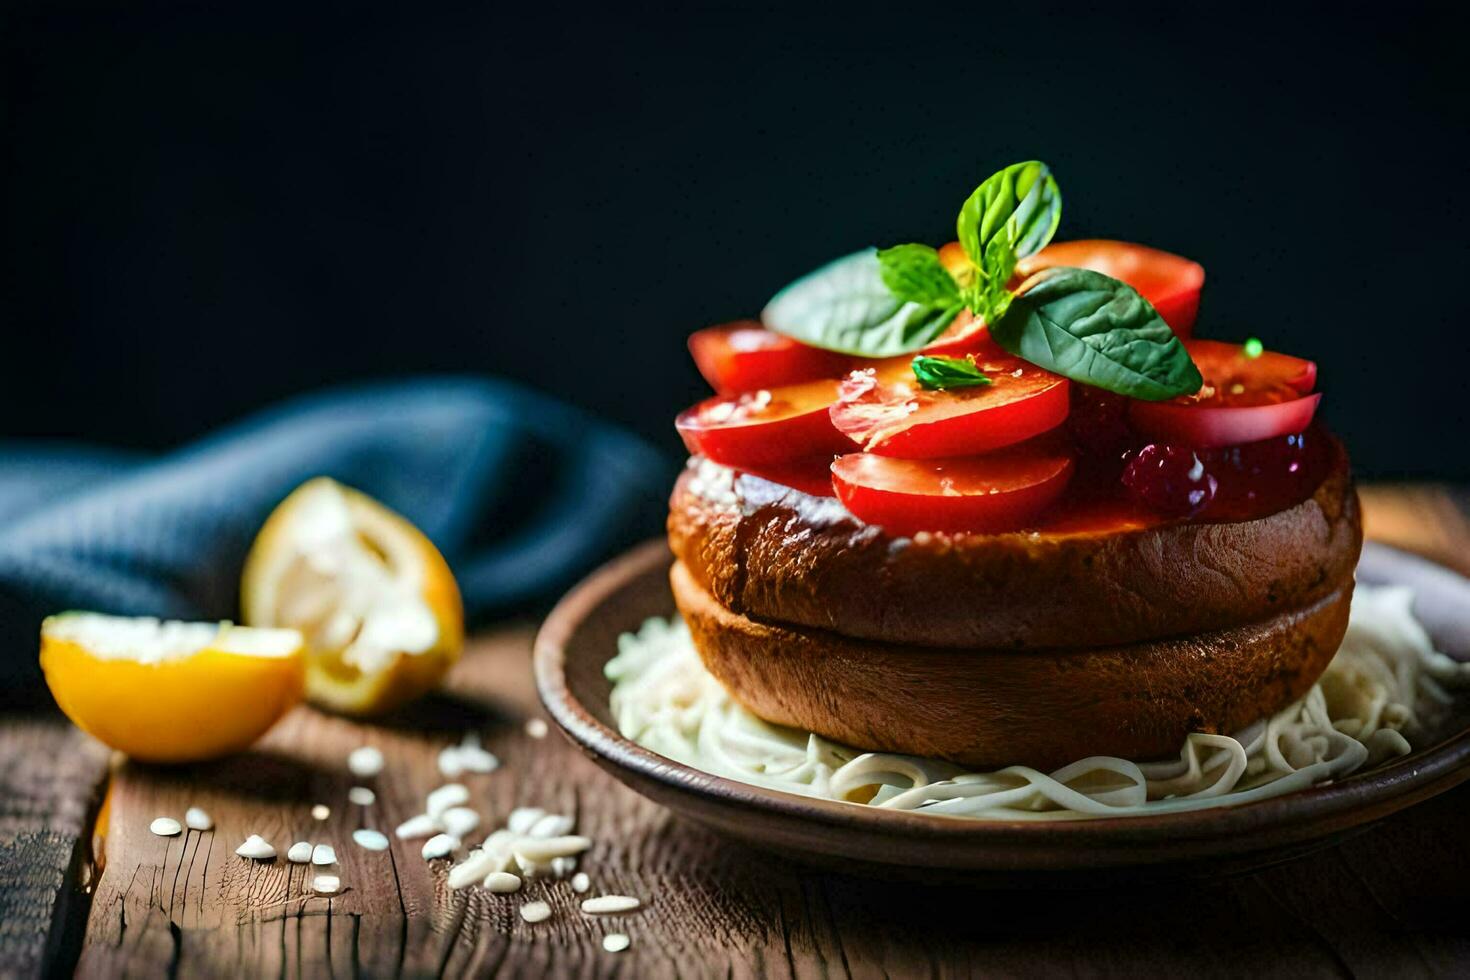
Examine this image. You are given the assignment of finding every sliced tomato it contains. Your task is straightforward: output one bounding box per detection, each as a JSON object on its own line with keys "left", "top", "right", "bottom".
{"left": 831, "top": 442, "right": 1075, "bottom": 536}
{"left": 829, "top": 349, "right": 1069, "bottom": 458}
{"left": 1015, "top": 240, "right": 1205, "bottom": 336}
{"left": 688, "top": 322, "right": 849, "bottom": 394}
{"left": 1129, "top": 339, "right": 1321, "bottom": 448}
{"left": 1180, "top": 338, "right": 1317, "bottom": 397}
{"left": 735, "top": 457, "right": 839, "bottom": 497}
{"left": 921, "top": 309, "right": 992, "bottom": 356}
{"left": 676, "top": 378, "right": 851, "bottom": 467}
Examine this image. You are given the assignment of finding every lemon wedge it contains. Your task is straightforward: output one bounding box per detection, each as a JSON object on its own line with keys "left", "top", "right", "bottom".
{"left": 241, "top": 477, "right": 463, "bottom": 716}
{"left": 40, "top": 613, "right": 305, "bottom": 763}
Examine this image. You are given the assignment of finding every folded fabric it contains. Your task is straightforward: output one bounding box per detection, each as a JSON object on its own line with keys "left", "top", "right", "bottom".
{"left": 0, "top": 378, "right": 674, "bottom": 697}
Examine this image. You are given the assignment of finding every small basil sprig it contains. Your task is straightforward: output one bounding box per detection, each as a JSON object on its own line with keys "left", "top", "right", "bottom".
{"left": 760, "top": 159, "right": 1201, "bottom": 402}
{"left": 762, "top": 161, "right": 1060, "bottom": 356}
{"left": 879, "top": 160, "right": 1060, "bottom": 326}
{"left": 989, "top": 267, "right": 1202, "bottom": 401}
{"left": 955, "top": 160, "right": 1062, "bottom": 315}
{"left": 911, "top": 354, "right": 991, "bottom": 390}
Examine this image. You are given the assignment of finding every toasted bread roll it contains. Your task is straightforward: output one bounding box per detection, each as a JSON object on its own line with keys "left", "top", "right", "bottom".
{"left": 673, "top": 560, "right": 1353, "bottom": 770}
{"left": 669, "top": 437, "right": 1360, "bottom": 650}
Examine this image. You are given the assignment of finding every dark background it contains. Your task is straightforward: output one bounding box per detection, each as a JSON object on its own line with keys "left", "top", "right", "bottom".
{"left": 3, "top": 2, "right": 1467, "bottom": 478}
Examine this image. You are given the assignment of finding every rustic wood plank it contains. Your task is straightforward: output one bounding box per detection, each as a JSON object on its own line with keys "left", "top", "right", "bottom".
{"left": 0, "top": 716, "right": 109, "bottom": 978}
{"left": 1, "top": 483, "right": 1466, "bottom": 978}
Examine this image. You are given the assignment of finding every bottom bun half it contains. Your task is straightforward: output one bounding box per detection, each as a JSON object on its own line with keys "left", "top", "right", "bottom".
{"left": 672, "top": 560, "right": 1354, "bottom": 770}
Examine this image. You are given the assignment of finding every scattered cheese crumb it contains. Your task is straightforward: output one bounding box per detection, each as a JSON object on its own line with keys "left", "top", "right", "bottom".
{"left": 581, "top": 895, "right": 641, "bottom": 914}
{"left": 437, "top": 746, "right": 465, "bottom": 778}
{"left": 447, "top": 850, "right": 500, "bottom": 889}
{"left": 528, "top": 813, "right": 574, "bottom": 839}
{"left": 347, "top": 746, "right": 384, "bottom": 778}
{"left": 441, "top": 806, "right": 480, "bottom": 839}
{"left": 484, "top": 871, "right": 522, "bottom": 893}
{"left": 353, "top": 829, "right": 390, "bottom": 851}
{"left": 458, "top": 747, "right": 499, "bottom": 773}
{"left": 235, "top": 835, "right": 276, "bottom": 860}
{"left": 395, "top": 813, "right": 439, "bottom": 839}
{"left": 513, "top": 835, "right": 592, "bottom": 864}
{"left": 506, "top": 807, "right": 545, "bottom": 835}
{"left": 426, "top": 783, "right": 469, "bottom": 819}
{"left": 438, "top": 733, "right": 500, "bottom": 776}
{"left": 149, "top": 817, "right": 182, "bottom": 837}
{"left": 422, "top": 834, "right": 459, "bottom": 860}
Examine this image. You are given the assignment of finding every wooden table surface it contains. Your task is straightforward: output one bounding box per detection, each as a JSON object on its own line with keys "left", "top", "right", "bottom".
{"left": 4, "top": 484, "right": 1470, "bottom": 979}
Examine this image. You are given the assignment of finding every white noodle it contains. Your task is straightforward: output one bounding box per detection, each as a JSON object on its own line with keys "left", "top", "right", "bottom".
{"left": 605, "top": 584, "right": 1470, "bottom": 821}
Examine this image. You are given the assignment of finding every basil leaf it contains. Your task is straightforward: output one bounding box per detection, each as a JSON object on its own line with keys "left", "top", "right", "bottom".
{"left": 876, "top": 244, "right": 961, "bottom": 308}
{"left": 762, "top": 248, "right": 962, "bottom": 356}
{"left": 963, "top": 238, "right": 1017, "bottom": 325}
{"left": 990, "top": 267, "right": 1202, "bottom": 401}
{"left": 956, "top": 161, "right": 1062, "bottom": 274}
{"left": 911, "top": 355, "right": 992, "bottom": 390}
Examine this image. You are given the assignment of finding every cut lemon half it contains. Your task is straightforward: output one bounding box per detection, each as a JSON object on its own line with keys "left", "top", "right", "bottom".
{"left": 241, "top": 477, "right": 464, "bottom": 716}
{"left": 40, "top": 613, "right": 305, "bottom": 763}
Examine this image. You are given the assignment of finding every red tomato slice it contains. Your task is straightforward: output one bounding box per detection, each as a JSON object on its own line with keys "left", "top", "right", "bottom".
{"left": 1180, "top": 338, "right": 1317, "bottom": 397}
{"left": 676, "top": 378, "right": 851, "bottom": 467}
{"left": 688, "top": 322, "right": 849, "bottom": 394}
{"left": 921, "top": 309, "right": 992, "bottom": 356}
{"left": 829, "top": 350, "right": 1069, "bottom": 458}
{"left": 831, "top": 443, "right": 1075, "bottom": 536}
{"left": 1129, "top": 340, "right": 1321, "bottom": 448}
{"left": 735, "top": 458, "right": 839, "bottom": 497}
{"left": 1015, "top": 240, "right": 1205, "bottom": 336}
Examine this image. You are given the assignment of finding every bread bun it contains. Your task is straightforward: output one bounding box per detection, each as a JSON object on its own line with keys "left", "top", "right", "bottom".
{"left": 673, "top": 560, "right": 1353, "bottom": 770}
{"left": 669, "top": 437, "right": 1360, "bottom": 650}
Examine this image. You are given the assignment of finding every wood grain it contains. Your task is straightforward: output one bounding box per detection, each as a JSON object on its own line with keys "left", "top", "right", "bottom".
{"left": 0, "top": 717, "right": 109, "bottom": 979}
{"left": 3, "top": 485, "right": 1470, "bottom": 978}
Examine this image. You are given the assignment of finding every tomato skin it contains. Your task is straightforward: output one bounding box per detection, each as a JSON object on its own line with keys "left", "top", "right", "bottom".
{"left": 735, "top": 458, "right": 839, "bottom": 497}
{"left": 1016, "top": 240, "right": 1205, "bottom": 336}
{"left": 1181, "top": 339, "right": 1317, "bottom": 398}
{"left": 831, "top": 445, "right": 1075, "bottom": 536}
{"left": 676, "top": 379, "right": 851, "bottom": 468}
{"left": 1129, "top": 339, "right": 1321, "bottom": 448}
{"left": 921, "top": 310, "right": 993, "bottom": 356}
{"left": 1130, "top": 393, "right": 1321, "bottom": 449}
{"left": 829, "top": 353, "right": 1070, "bottom": 459}
{"left": 689, "top": 322, "right": 849, "bottom": 394}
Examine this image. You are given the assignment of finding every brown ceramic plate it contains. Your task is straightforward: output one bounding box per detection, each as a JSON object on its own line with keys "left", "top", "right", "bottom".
{"left": 534, "top": 540, "right": 1470, "bottom": 881}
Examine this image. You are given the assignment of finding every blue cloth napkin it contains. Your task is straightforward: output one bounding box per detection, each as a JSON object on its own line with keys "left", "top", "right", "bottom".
{"left": 0, "top": 378, "right": 674, "bottom": 697}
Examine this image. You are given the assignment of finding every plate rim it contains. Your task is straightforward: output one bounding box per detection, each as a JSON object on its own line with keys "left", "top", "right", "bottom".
{"left": 533, "top": 538, "right": 1470, "bottom": 850}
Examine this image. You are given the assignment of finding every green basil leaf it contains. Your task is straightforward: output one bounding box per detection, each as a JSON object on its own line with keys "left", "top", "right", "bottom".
{"left": 762, "top": 248, "right": 962, "bottom": 356}
{"left": 989, "top": 266, "right": 1202, "bottom": 401}
{"left": 911, "top": 354, "right": 992, "bottom": 390}
{"left": 956, "top": 161, "right": 1062, "bottom": 272}
{"left": 964, "top": 238, "right": 1017, "bottom": 325}
{"left": 876, "top": 244, "right": 961, "bottom": 308}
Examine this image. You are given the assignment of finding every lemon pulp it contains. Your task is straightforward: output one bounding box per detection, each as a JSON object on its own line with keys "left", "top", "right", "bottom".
{"left": 241, "top": 478, "right": 463, "bottom": 715}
